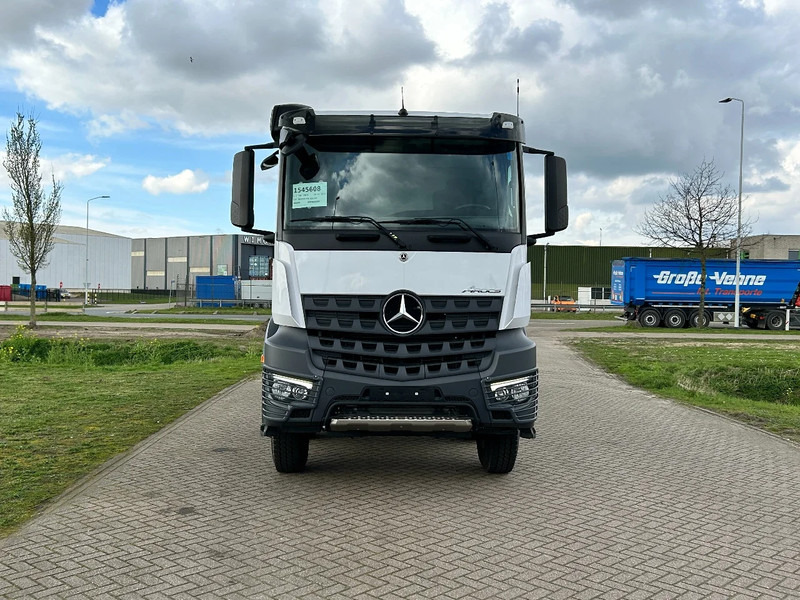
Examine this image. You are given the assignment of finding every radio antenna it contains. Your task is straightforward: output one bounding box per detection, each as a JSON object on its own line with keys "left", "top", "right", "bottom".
{"left": 516, "top": 78, "right": 520, "bottom": 116}
{"left": 398, "top": 87, "right": 408, "bottom": 117}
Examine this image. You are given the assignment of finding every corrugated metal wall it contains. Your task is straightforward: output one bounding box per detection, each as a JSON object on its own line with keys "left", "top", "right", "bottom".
{"left": 189, "top": 236, "right": 212, "bottom": 281}
{"left": 166, "top": 237, "right": 189, "bottom": 290}
{"left": 527, "top": 245, "right": 729, "bottom": 299}
{"left": 212, "top": 236, "right": 235, "bottom": 277}
{"left": 131, "top": 239, "right": 145, "bottom": 289}
{"left": 1, "top": 225, "right": 131, "bottom": 290}
{"left": 144, "top": 238, "right": 167, "bottom": 289}
{"left": 134, "top": 235, "right": 238, "bottom": 289}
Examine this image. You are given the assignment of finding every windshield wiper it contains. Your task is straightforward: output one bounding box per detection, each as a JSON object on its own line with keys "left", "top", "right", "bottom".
{"left": 291, "top": 215, "right": 408, "bottom": 249}
{"left": 380, "top": 218, "right": 497, "bottom": 251}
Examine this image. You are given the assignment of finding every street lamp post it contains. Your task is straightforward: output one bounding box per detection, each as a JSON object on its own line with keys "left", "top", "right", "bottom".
{"left": 85, "top": 195, "right": 110, "bottom": 307}
{"left": 719, "top": 97, "right": 744, "bottom": 328}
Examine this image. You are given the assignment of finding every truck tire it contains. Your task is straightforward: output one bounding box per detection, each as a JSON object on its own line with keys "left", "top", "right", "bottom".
{"left": 766, "top": 311, "right": 786, "bottom": 331}
{"left": 271, "top": 433, "right": 310, "bottom": 473}
{"left": 689, "top": 310, "right": 711, "bottom": 328}
{"left": 638, "top": 308, "right": 661, "bottom": 328}
{"left": 476, "top": 432, "right": 519, "bottom": 474}
{"left": 663, "top": 309, "right": 686, "bottom": 329}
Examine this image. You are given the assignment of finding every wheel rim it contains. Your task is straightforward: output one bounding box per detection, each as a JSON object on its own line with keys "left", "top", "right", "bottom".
{"left": 641, "top": 311, "right": 658, "bottom": 326}
{"left": 665, "top": 311, "right": 684, "bottom": 328}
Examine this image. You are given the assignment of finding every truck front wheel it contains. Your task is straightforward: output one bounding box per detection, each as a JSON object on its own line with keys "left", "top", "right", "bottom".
{"left": 477, "top": 432, "right": 519, "bottom": 474}
{"left": 766, "top": 311, "right": 786, "bottom": 331}
{"left": 271, "top": 433, "right": 310, "bottom": 473}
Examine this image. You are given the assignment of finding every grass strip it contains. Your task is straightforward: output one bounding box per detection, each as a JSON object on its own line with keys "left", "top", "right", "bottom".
{"left": 570, "top": 324, "right": 800, "bottom": 335}
{"left": 0, "top": 313, "right": 263, "bottom": 326}
{"left": 571, "top": 338, "right": 800, "bottom": 443}
{"left": 529, "top": 311, "right": 620, "bottom": 320}
{"left": 149, "top": 306, "right": 272, "bottom": 315}
{"left": 0, "top": 330, "right": 261, "bottom": 537}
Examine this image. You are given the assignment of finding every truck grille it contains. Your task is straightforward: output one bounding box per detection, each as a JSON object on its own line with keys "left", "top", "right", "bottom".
{"left": 303, "top": 295, "right": 502, "bottom": 380}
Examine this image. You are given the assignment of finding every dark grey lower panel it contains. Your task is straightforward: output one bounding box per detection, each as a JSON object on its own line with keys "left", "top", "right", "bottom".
{"left": 261, "top": 323, "right": 538, "bottom": 436}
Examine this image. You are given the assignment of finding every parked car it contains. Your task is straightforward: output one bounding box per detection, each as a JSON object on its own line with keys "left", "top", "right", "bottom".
{"left": 553, "top": 295, "right": 577, "bottom": 312}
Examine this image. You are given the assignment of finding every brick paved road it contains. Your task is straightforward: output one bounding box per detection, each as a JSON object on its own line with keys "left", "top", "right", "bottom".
{"left": 1, "top": 325, "right": 799, "bottom": 599}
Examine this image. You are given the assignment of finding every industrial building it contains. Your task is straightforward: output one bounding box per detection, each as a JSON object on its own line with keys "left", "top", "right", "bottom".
{"left": 0, "top": 223, "right": 131, "bottom": 290}
{"left": 1, "top": 223, "right": 273, "bottom": 293}
{"left": 741, "top": 234, "right": 800, "bottom": 260}
{"left": 130, "top": 233, "right": 273, "bottom": 290}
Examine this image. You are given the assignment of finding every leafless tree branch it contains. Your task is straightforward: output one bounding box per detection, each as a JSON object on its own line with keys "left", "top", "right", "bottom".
{"left": 634, "top": 159, "right": 752, "bottom": 327}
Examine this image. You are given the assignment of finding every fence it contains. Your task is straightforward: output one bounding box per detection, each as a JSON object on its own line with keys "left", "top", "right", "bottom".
{"left": 74, "top": 288, "right": 191, "bottom": 305}
{"left": 82, "top": 284, "right": 267, "bottom": 307}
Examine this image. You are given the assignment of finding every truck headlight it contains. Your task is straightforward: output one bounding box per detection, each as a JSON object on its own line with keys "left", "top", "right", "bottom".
{"left": 267, "top": 373, "right": 314, "bottom": 402}
{"left": 488, "top": 375, "right": 537, "bottom": 405}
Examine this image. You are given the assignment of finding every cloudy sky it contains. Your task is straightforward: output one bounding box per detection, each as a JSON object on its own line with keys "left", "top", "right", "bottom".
{"left": 1, "top": 0, "right": 798, "bottom": 245}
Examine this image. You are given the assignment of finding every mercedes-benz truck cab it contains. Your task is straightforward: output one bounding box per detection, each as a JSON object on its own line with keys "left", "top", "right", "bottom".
{"left": 231, "top": 103, "right": 568, "bottom": 473}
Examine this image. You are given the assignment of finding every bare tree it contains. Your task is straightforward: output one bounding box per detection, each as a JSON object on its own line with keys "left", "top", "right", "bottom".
{"left": 635, "top": 158, "right": 751, "bottom": 327}
{"left": 2, "top": 112, "right": 63, "bottom": 328}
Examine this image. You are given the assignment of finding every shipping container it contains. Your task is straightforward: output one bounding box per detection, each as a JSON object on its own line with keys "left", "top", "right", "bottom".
{"left": 195, "top": 275, "right": 237, "bottom": 306}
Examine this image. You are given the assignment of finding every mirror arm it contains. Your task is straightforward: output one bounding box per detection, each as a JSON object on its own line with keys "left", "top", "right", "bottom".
{"left": 526, "top": 232, "right": 555, "bottom": 246}
{"left": 244, "top": 142, "right": 277, "bottom": 151}
{"left": 522, "top": 146, "right": 554, "bottom": 156}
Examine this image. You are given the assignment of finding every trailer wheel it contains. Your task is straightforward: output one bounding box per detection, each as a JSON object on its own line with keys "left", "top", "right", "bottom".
{"left": 638, "top": 308, "right": 661, "bottom": 328}
{"left": 271, "top": 433, "right": 310, "bottom": 473}
{"left": 663, "top": 309, "right": 686, "bottom": 329}
{"left": 766, "top": 311, "right": 786, "bottom": 331}
{"left": 477, "top": 432, "right": 519, "bottom": 474}
{"left": 689, "top": 310, "right": 711, "bottom": 328}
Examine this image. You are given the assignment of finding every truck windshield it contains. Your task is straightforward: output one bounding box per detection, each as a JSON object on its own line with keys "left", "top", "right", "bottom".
{"left": 282, "top": 137, "right": 520, "bottom": 233}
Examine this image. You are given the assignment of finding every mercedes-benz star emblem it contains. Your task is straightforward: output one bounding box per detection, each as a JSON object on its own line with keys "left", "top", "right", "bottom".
{"left": 382, "top": 292, "right": 424, "bottom": 335}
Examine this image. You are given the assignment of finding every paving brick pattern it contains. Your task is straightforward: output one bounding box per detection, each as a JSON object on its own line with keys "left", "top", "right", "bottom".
{"left": 1, "top": 326, "right": 799, "bottom": 598}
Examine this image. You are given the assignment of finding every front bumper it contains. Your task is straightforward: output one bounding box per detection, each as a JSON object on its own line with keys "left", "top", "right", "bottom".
{"left": 260, "top": 324, "right": 539, "bottom": 437}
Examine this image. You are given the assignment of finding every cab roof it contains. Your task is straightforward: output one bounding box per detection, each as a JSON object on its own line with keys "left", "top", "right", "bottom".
{"left": 269, "top": 103, "right": 526, "bottom": 144}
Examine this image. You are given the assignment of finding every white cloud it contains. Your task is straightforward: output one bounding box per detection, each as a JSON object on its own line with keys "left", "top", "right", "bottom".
{"left": 142, "top": 169, "right": 209, "bottom": 195}
{"left": 87, "top": 112, "right": 151, "bottom": 139}
{"left": 47, "top": 153, "right": 110, "bottom": 181}
{"left": 0, "top": 151, "right": 108, "bottom": 203}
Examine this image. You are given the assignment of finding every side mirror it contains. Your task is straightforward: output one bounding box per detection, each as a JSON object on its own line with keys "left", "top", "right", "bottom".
{"left": 260, "top": 151, "right": 279, "bottom": 171}
{"left": 524, "top": 152, "right": 568, "bottom": 245}
{"left": 544, "top": 155, "right": 568, "bottom": 234}
{"left": 231, "top": 150, "right": 255, "bottom": 229}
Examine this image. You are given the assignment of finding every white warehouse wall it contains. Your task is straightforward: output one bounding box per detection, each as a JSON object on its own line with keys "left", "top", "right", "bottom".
{"left": 0, "top": 223, "right": 131, "bottom": 290}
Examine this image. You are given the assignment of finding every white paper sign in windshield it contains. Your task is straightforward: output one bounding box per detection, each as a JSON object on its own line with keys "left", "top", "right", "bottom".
{"left": 292, "top": 182, "right": 327, "bottom": 209}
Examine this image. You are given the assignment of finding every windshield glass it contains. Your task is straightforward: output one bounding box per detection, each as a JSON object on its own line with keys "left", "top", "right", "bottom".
{"left": 283, "top": 137, "right": 520, "bottom": 232}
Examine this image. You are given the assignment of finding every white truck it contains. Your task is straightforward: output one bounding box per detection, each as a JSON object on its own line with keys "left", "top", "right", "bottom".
{"left": 231, "top": 103, "right": 568, "bottom": 473}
